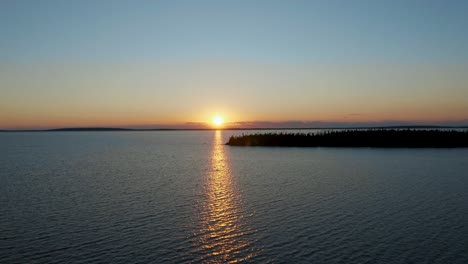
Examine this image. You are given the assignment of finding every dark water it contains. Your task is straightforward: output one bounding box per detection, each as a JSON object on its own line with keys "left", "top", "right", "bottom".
{"left": 1, "top": 131, "right": 468, "bottom": 263}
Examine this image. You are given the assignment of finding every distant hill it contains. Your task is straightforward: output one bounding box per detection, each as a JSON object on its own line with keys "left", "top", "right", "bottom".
{"left": 48, "top": 127, "right": 133, "bottom": 131}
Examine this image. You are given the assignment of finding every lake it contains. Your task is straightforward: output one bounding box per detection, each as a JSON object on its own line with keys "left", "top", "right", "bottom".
{"left": 1, "top": 131, "right": 468, "bottom": 263}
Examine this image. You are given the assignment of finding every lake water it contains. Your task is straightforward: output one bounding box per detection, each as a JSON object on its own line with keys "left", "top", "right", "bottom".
{"left": 1, "top": 131, "right": 468, "bottom": 263}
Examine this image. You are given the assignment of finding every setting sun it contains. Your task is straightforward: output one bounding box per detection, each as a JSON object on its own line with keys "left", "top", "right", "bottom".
{"left": 212, "top": 116, "right": 224, "bottom": 126}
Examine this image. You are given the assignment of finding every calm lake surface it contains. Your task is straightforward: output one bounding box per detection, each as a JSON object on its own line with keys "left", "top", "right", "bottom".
{"left": 1, "top": 131, "right": 468, "bottom": 263}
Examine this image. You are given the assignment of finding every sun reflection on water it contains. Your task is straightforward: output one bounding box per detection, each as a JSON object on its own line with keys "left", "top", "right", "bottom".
{"left": 193, "top": 130, "right": 256, "bottom": 263}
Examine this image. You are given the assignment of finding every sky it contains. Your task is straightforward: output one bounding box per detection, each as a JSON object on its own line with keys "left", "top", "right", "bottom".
{"left": 1, "top": 0, "right": 468, "bottom": 129}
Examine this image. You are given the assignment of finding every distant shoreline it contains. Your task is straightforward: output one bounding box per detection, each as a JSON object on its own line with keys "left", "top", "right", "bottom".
{"left": 1, "top": 126, "right": 468, "bottom": 132}
{"left": 226, "top": 130, "right": 468, "bottom": 148}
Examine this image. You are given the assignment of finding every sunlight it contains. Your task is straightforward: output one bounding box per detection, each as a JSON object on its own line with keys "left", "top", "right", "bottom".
{"left": 193, "top": 130, "right": 256, "bottom": 262}
{"left": 212, "top": 116, "right": 224, "bottom": 127}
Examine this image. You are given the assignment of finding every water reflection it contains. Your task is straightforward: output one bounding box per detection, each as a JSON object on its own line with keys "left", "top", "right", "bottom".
{"left": 193, "top": 130, "right": 256, "bottom": 263}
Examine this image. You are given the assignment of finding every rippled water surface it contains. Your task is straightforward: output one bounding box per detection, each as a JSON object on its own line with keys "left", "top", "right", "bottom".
{"left": 1, "top": 131, "right": 468, "bottom": 263}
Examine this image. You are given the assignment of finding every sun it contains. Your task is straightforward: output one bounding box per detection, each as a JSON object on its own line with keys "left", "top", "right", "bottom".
{"left": 212, "top": 116, "right": 224, "bottom": 126}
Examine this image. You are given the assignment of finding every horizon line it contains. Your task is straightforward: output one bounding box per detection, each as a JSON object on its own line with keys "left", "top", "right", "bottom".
{"left": 1, "top": 125, "right": 468, "bottom": 132}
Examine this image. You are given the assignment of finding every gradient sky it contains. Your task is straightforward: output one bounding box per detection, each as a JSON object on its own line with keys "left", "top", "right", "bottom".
{"left": 1, "top": 0, "right": 468, "bottom": 129}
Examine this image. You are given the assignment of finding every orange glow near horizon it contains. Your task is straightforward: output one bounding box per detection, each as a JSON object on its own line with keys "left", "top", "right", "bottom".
{"left": 2, "top": 63, "right": 468, "bottom": 130}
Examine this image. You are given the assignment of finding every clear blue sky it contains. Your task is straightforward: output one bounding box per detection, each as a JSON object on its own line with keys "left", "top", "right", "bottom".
{"left": 1, "top": 0, "right": 468, "bottom": 128}
{"left": 2, "top": 0, "right": 468, "bottom": 63}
